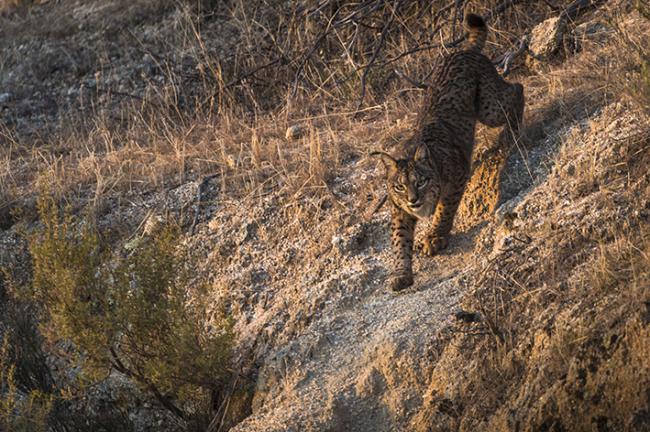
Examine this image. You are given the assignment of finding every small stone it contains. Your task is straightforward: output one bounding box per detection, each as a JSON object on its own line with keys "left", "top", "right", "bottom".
{"left": 123, "top": 237, "right": 142, "bottom": 251}
{"left": 566, "top": 163, "right": 576, "bottom": 176}
{"left": 0, "top": 93, "right": 11, "bottom": 104}
{"left": 285, "top": 125, "right": 305, "bottom": 140}
{"left": 454, "top": 310, "right": 481, "bottom": 323}
{"left": 332, "top": 224, "right": 369, "bottom": 256}
{"left": 143, "top": 214, "right": 164, "bottom": 235}
{"left": 236, "top": 221, "right": 257, "bottom": 245}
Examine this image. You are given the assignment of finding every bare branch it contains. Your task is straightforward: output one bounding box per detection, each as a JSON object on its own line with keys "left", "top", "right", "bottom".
{"left": 561, "top": 0, "right": 608, "bottom": 21}
{"left": 355, "top": 0, "right": 399, "bottom": 111}
{"left": 394, "top": 69, "right": 430, "bottom": 89}
{"left": 494, "top": 35, "right": 529, "bottom": 76}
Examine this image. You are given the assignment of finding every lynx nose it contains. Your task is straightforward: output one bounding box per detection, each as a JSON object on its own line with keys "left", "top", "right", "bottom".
{"left": 407, "top": 188, "right": 418, "bottom": 205}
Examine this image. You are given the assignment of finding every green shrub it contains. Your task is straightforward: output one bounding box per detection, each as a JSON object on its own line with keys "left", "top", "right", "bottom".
{"left": 27, "top": 195, "right": 235, "bottom": 424}
{"left": 0, "top": 337, "right": 54, "bottom": 432}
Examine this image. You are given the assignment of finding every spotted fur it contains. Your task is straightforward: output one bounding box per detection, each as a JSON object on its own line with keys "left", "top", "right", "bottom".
{"left": 373, "top": 14, "right": 524, "bottom": 291}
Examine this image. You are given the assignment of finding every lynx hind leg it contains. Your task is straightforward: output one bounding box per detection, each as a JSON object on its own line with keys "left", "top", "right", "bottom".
{"left": 389, "top": 204, "right": 416, "bottom": 291}
{"left": 477, "top": 77, "right": 524, "bottom": 132}
{"left": 477, "top": 80, "right": 524, "bottom": 157}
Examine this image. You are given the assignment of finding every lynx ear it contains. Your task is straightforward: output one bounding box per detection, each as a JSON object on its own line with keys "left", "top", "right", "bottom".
{"left": 370, "top": 151, "right": 398, "bottom": 171}
{"left": 413, "top": 144, "right": 430, "bottom": 162}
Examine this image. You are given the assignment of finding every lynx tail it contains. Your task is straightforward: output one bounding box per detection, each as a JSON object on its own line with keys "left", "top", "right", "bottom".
{"left": 465, "top": 13, "right": 487, "bottom": 52}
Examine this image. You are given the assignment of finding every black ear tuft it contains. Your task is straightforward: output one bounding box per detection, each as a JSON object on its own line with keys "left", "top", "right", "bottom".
{"left": 413, "top": 144, "right": 430, "bottom": 162}
{"left": 465, "top": 13, "right": 485, "bottom": 29}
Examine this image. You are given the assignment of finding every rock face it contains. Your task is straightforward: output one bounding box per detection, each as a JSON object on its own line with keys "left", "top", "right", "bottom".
{"left": 234, "top": 266, "right": 462, "bottom": 431}
{"left": 527, "top": 16, "right": 566, "bottom": 71}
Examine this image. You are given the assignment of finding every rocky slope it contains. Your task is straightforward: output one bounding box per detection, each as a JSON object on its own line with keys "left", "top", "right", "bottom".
{"left": 220, "top": 99, "right": 649, "bottom": 432}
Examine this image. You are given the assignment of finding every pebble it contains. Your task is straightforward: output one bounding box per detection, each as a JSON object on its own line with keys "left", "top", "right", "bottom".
{"left": 285, "top": 125, "right": 305, "bottom": 140}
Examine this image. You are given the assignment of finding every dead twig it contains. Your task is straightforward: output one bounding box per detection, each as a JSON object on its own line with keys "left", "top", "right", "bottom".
{"left": 494, "top": 35, "right": 529, "bottom": 76}
{"left": 375, "top": 0, "right": 525, "bottom": 71}
{"left": 451, "top": 0, "right": 465, "bottom": 40}
{"left": 292, "top": 3, "right": 354, "bottom": 97}
{"left": 394, "top": 68, "right": 431, "bottom": 89}
{"left": 561, "top": 0, "right": 608, "bottom": 21}
{"left": 474, "top": 286, "right": 506, "bottom": 344}
{"left": 355, "top": 0, "right": 399, "bottom": 112}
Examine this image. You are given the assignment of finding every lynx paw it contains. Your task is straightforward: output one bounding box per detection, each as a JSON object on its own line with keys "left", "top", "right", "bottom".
{"left": 390, "top": 273, "right": 414, "bottom": 292}
{"left": 420, "top": 235, "right": 449, "bottom": 256}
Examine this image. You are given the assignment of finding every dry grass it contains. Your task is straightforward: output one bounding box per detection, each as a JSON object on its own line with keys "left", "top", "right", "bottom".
{"left": 414, "top": 143, "right": 650, "bottom": 430}
{"left": 0, "top": 0, "right": 578, "bottom": 223}
{"left": 1, "top": 1, "right": 645, "bottom": 280}
{"left": 434, "top": 104, "right": 650, "bottom": 430}
{"left": 407, "top": 13, "right": 650, "bottom": 421}
{"left": 1, "top": 0, "right": 645, "bottom": 267}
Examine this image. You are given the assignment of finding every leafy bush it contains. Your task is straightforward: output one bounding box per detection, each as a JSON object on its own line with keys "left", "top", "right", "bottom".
{"left": 27, "top": 195, "right": 235, "bottom": 424}
{"left": 0, "top": 337, "right": 54, "bottom": 432}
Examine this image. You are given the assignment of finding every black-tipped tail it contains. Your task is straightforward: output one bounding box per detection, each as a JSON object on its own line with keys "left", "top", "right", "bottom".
{"left": 465, "top": 13, "right": 487, "bottom": 52}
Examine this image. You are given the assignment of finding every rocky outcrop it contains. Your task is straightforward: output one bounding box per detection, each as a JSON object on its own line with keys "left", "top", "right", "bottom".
{"left": 526, "top": 16, "right": 567, "bottom": 71}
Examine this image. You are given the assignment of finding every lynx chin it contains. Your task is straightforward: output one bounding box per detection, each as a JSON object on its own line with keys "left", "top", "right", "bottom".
{"left": 372, "top": 13, "right": 524, "bottom": 292}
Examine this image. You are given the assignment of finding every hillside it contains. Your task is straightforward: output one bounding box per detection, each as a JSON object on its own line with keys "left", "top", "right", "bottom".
{"left": 0, "top": 1, "right": 648, "bottom": 431}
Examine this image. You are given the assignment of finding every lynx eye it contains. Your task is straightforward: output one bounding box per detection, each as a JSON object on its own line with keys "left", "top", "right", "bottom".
{"left": 416, "top": 177, "right": 429, "bottom": 188}
{"left": 393, "top": 183, "right": 406, "bottom": 193}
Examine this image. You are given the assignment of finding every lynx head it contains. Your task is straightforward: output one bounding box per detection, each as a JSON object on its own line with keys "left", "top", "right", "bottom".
{"left": 372, "top": 145, "right": 441, "bottom": 219}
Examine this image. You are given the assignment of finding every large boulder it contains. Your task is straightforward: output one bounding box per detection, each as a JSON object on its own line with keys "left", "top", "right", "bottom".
{"left": 527, "top": 16, "right": 567, "bottom": 72}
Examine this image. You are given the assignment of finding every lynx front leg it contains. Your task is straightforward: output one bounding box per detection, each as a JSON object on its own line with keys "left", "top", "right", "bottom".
{"left": 421, "top": 183, "right": 466, "bottom": 256}
{"left": 389, "top": 203, "right": 417, "bottom": 291}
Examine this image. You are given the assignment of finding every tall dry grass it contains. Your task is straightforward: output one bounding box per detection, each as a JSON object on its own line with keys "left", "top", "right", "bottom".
{"left": 0, "top": 0, "right": 645, "bottom": 228}
{"left": 0, "top": 1, "right": 548, "bottom": 195}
